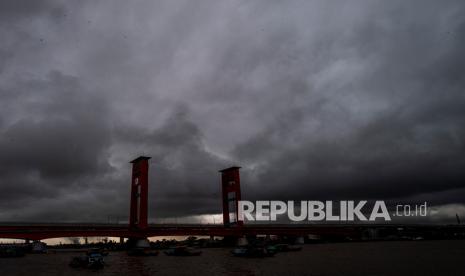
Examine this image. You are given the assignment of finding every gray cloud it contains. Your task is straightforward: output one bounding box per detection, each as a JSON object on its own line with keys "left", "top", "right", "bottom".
{"left": 0, "top": 0, "right": 464, "bottom": 223}
{"left": 0, "top": 0, "right": 64, "bottom": 18}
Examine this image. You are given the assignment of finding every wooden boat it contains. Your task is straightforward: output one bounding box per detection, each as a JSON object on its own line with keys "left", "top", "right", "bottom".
{"left": 69, "top": 249, "right": 105, "bottom": 269}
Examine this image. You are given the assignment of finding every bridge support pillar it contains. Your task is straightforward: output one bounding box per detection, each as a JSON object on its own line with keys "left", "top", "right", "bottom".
{"left": 237, "top": 236, "right": 248, "bottom": 246}
{"left": 295, "top": 236, "right": 305, "bottom": 245}
{"left": 127, "top": 238, "right": 150, "bottom": 250}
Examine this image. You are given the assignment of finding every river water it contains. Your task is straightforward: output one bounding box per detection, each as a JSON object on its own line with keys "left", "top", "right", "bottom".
{"left": 1, "top": 240, "right": 464, "bottom": 275}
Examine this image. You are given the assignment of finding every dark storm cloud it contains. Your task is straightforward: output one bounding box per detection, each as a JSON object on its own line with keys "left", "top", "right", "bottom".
{"left": 0, "top": 71, "right": 114, "bottom": 220}
{"left": 230, "top": 0, "right": 465, "bottom": 206}
{"left": 0, "top": 0, "right": 64, "bottom": 18}
{"left": 0, "top": 71, "right": 111, "bottom": 177}
{"left": 115, "top": 105, "right": 229, "bottom": 217}
{"left": 0, "top": 0, "right": 464, "bottom": 222}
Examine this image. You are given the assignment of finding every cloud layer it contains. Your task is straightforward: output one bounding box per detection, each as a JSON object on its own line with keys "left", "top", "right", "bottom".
{"left": 0, "top": 0, "right": 464, "bottom": 223}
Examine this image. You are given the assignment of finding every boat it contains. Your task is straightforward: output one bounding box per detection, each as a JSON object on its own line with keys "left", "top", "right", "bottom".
{"left": 69, "top": 249, "right": 105, "bottom": 269}
{"left": 231, "top": 246, "right": 275, "bottom": 258}
{"left": 31, "top": 241, "right": 48, "bottom": 254}
{"left": 164, "top": 246, "right": 202, "bottom": 256}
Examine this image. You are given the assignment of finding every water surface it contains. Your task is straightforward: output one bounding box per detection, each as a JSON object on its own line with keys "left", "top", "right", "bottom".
{"left": 1, "top": 240, "right": 464, "bottom": 275}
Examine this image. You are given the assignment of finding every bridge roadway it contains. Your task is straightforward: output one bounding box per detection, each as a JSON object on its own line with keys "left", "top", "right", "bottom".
{"left": 1, "top": 223, "right": 464, "bottom": 240}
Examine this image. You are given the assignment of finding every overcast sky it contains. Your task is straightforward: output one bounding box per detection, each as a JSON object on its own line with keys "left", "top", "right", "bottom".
{"left": 0, "top": 0, "right": 464, "bottom": 224}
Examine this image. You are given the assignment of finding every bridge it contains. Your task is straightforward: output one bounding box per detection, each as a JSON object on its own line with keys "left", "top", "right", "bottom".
{"left": 1, "top": 222, "right": 463, "bottom": 241}
{"left": 1, "top": 156, "right": 464, "bottom": 241}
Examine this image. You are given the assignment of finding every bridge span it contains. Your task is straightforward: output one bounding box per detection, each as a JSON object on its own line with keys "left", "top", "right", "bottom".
{"left": 1, "top": 156, "right": 464, "bottom": 242}
{"left": 1, "top": 223, "right": 464, "bottom": 241}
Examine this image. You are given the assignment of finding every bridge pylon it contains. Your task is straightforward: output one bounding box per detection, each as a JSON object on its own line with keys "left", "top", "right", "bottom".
{"left": 219, "top": 166, "right": 243, "bottom": 227}
{"left": 129, "top": 156, "right": 151, "bottom": 230}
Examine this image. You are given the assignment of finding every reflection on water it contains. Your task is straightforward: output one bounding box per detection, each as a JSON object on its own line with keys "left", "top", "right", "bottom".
{"left": 1, "top": 241, "right": 465, "bottom": 275}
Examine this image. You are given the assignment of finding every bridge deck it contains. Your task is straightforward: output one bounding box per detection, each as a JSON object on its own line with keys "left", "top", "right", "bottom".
{"left": 1, "top": 223, "right": 464, "bottom": 240}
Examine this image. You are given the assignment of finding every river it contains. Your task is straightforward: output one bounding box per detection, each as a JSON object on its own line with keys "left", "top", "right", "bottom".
{"left": 1, "top": 240, "right": 464, "bottom": 275}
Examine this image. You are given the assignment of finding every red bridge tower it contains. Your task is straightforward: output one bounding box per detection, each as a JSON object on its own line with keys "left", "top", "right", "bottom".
{"left": 129, "top": 156, "right": 151, "bottom": 230}
{"left": 220, "top": 166, "right": 243, "bottom": 227}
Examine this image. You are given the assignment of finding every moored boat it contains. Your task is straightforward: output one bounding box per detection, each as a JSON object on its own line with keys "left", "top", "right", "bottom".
{"left": 69, "top": 249, "right": 105, "bottom": 269}
{"left": 31, "top": 241, "right": 48, "bottom": 254}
